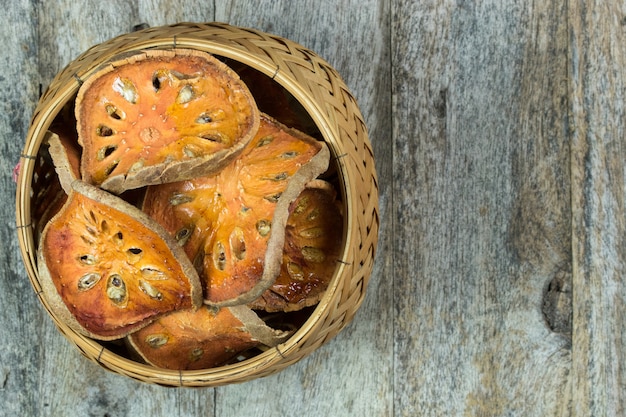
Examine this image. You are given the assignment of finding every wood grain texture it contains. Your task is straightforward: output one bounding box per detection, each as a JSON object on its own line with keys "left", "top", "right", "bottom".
{"left": 392, "top": 1, "right": 572, "bottom": 415}
{"left": 1, "top": 1, "right": 42, "bottom": 415}
{"left": 2, "top": 0, "right": 626, "bottom": 415}
{"left": 569, "top": 1, "right": 626, "bottom": 415}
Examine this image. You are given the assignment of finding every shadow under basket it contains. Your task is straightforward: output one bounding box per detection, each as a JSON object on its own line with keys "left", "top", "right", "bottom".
{"left": 15, "top": 22, "right": 379, "bottom": 387}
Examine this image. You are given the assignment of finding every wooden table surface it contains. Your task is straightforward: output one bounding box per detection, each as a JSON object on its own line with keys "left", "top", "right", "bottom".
{"left": 2, "top": 1, "right": 625, "bottom": 416}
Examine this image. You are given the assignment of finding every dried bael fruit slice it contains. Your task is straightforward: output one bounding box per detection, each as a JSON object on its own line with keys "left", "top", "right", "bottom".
{"left": 37, "top": 180, "right": 203, "bottom": 340}
{"left": 249, "top": 180, "right": 343, "bottom": 312}
{"left": 127, "top": 304, "right": 289, "bottom": 370}
{"left": 46, "top": 130, "right": 81, "bottom": 194}
{"left": 142, "top": 113, "right": 330, "bottom": 306}
{"left": 76, "top": 48, "right": 260, "bottom": 194}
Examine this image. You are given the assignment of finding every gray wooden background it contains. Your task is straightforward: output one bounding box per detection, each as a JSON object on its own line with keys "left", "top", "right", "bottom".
{"left": 2, "top": 0, "right": 625, "bottom": 416}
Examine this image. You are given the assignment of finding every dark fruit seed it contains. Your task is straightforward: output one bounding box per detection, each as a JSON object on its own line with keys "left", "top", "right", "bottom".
{"left": 139, "top": 280, "right": 163, "bottom": 301}
{"left": 113, "top": 78, "right": 138, "bottom": 103}
{"left": 104, "top": 160, "right": 120, "bottom": 177}
{"left": 152, "top": 75, "right": 161, "bottom": 91}
{"left": 281, "top": 151, "right": 299, "bottom": 159}
{"left": 96, "top": 125, "right": 114, "bottom": 137}
{"left": 196, "top": 113, "right": 212, "bottom": 124}
{"left": 230, "top": 227, "right": 246, "bottom": 260}
{"left": 105, "top": 104, "right": 123, "bottom": 120}
{"left": 264, "top": 193, "right": 282, "bottom": 203}
{"left": 78, "top": 273, "right": 101, "bottom": 290}
{"left": 97, "top": 145, "right": 117, "bottom": 161}
{"left": 190, "top": 348, "right": 204, "bottom": 361}
{"left": 177, "top": 85, "right": 194, "bottom": 104}
{"left": 257, "top": 136, "right": 273, "bottom": 147}
{"left": 146, "top": 334, "right": 168, "bottom": 348}
{"left": 79, "top": 254, "right": 96, "bottom": 265}
{"left": 270, "top": 172, "right": 288, "bottom": 181}
{"left": 169, "top": 193, "right": 193, "bottom": 206}
{"left": 141, "top": 267, "right": 167, "bottom": 280}
{"left": 256, "top": 220, "right": 271, "bottom": 237}
{"left": 214, "top": 242, "right": 226, "bottom": 271}
{"left": 200, "top": 133, "right": 225, "bottom": 143}
{"left": 107, "top": 274, "right": 127, "bottom": 306}
{"left": 175, "top": 227, "right": 192, "bottom": 245}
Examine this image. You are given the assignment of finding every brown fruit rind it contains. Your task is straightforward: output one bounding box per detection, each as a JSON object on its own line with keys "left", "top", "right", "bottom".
{"left": 37, "top": 180, "right": 203, "bottom": 340}
{"left": 76, "top": 48, "right": 260, "bottom": 194}
{"left": 46, "top": 130, "right": 81, "bottom": 194}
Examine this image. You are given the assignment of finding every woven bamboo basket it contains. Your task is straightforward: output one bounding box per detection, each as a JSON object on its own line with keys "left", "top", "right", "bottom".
{"left": 15, "top": 22, "right": 379, "bottom": 387}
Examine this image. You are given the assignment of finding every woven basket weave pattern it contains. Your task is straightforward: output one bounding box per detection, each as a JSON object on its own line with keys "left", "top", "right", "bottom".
{"left": 16, "top": 22, "right": 379, "bottom": 387}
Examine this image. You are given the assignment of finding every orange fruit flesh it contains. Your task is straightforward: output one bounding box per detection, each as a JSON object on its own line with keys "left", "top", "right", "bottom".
{"left": 76, "top": 49, "right": 258, "bottom": 192}
{"left": 127, "top": 306, "right": 260, "bottom": 370}
{"left": 142, "top": 114, "right": 326, "bottom": 305}
{"left": 40, "top": 185, "right": 201, "bottom": 340}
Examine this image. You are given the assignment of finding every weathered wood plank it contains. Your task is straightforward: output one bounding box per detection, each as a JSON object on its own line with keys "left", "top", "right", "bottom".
{"left": 37, "top": 0, "right": 218, "bottom": 87}
{"left": 569, "top": 1, "right": 626, "bottom": 415}
{"left": 0, "top": 2, "right": 43, "bottom": 417}
{"left": 392, "top": 1, "right": 572, "bottom": 415}
{"left": 213, "top": 2, "right": 394, "bottom": 416}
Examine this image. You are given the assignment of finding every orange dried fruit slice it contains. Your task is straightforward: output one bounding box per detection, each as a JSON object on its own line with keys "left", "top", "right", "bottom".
{"left": 37, "top": 180, "right": 203, "bottom": 340}
{"left": 249, "top": 180, "right": 343, "bottom": 312}
{"left": 75, "top": 48, "right": 260, "bottom": 194}
{"left": 127, "top": 304, "right": 289, "bottom": 370}
{"left": 142, "top": 113, "right": 330, "bottom": 306}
